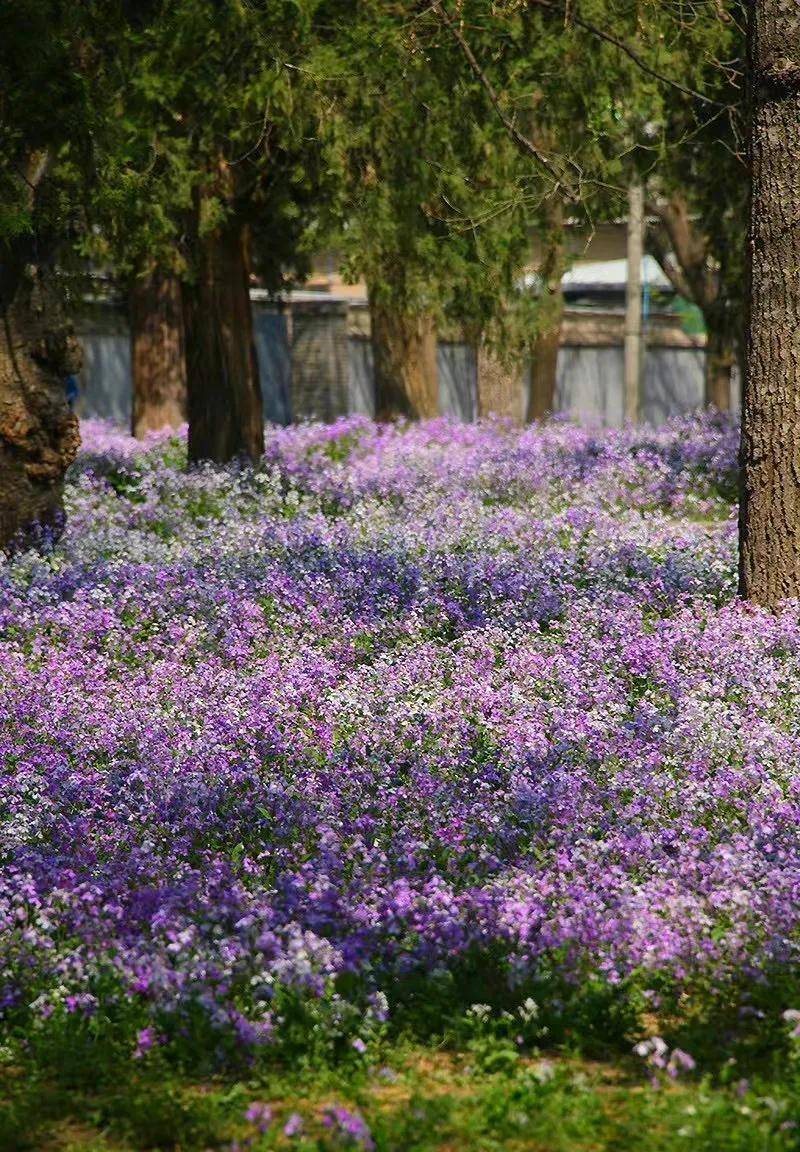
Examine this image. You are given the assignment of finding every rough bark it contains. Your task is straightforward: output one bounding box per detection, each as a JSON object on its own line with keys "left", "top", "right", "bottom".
{"left": 183, "top": 185, "right": 264, "bottom": 465}
{"left": 130, "top": 268, "right": 187, "bottom": 438}
{"left": 739, "top": 0, "right": 800, "bottom": 606}
{"left": 526, "top": 198, "right": 564, "bottom": 423}
{"left": 370, "top": 293, "right": 438, "bottom": 421}
{"left": 0, "top": 250, "right": 80, "bottom": 551}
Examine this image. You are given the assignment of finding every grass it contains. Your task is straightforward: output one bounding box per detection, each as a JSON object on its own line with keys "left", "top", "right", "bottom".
{"left": 4, "top": 1038, "right": 799, "bottom": 1152}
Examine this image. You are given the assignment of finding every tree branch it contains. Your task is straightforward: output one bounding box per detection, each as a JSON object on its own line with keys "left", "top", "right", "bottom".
{"left": 647, "top": 193, "right": 718, "bottom": 309}
{"left": 645, "top": 225, "right": 693, "bottom": 300}
{"left": 530, "top": 0, "right": 730, "bottom": 109}
{"left": 430, "top": 0, "right": 581, "bottom": 201}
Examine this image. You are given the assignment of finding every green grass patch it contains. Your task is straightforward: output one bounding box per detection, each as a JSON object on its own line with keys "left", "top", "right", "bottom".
{"left": 4, "top": 1038, "right": 800, "bottom": 1152}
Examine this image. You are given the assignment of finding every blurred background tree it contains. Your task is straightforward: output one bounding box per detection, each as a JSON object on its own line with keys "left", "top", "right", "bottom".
{"left": 1, "top": 0, "right": 750, "bottom": 546}
{"left": 88, "top": 0, "right": 327, "bottom": 460}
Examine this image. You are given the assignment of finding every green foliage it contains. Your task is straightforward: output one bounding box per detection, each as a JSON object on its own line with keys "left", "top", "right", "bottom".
{"left": 307, "top": 0, "right": 743, "bottom": 357}
{"left": 0, "top": 0, "right": 124, "bottom": 287}
{"left": 85, "top": 1, "right": 327, "bottom": 289}
{"left": 6, "top": 959, "right": 800, "bottom": 1147}
{"left": 645, "top": 2, "right": 746, "bottom": 346}
{"left": 312, "top": 2, "right": 551, "bottom": 351}
{"left": 2, "top": 0, "right": 745, "bottom": 365}
{"left": 100, "top": 1079, "right": 231, "bottom": 1150}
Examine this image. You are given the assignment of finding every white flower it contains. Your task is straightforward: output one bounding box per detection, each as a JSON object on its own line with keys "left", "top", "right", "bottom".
{"left": 519, "top": 997, "right": 539, "bottom": 1023}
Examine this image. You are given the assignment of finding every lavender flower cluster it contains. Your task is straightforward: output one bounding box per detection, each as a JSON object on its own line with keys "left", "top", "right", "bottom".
{"left": 3, "top": 411, "right": 790, "bottom": 1062}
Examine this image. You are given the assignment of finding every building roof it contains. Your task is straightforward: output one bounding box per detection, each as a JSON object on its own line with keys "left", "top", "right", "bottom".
{"left": 522, "top": 256, "right": 672, "bottom": 293}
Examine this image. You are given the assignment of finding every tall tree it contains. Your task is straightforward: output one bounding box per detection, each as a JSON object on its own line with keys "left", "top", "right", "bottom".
{"left": 317, "top": 6, "right": 448, "bottom": 419}
{"left": 0, "top": 173, "right": 81, "bottom": 549}
{"left": 739, "top": 0, "right": 800, "bottom": 606}
{"left": 369, "top": 297, "right": 439, "bottom": 420}
{"left": 183, "top": 163, "right": 263, "bottom": 462}
{"left": 93, "top": 0, "right": 323, "bottom": 461}
{"left": 434, "top": 0, "right": 746, "bottom": 422}
{"left": 316, "top": 2, "right": 541, "bottom": 421}
{"left": 527, "top": 197, "right": 565, "bottom": 422}
{"left": 429, "top": 1, "right": 664, "bottom": 424}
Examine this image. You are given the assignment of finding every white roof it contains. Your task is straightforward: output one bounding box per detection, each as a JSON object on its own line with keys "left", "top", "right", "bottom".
{"left": 523, "top": 256, "right": 672, "bottom": 293}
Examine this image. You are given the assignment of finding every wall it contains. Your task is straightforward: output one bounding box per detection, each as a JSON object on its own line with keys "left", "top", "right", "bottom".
{"left": 253, "top": 308, "right": 291, "bottom": 424}
{"left": 74, "top": 303, "right": 132, "bottom": 425}
{"left": 555, "top": 346, "right": 709, "bottom": 427}
{"left": 74, "top": 297, "right": 724, "bottom": 429}
{"left": 291, "top": 301, "right": 350, "bottom": 421}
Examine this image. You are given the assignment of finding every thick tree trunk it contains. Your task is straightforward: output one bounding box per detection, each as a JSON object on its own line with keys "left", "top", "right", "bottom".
{"left": 526, "top": 198, "right": 564, "bottom": 423}
{"left": 0, "top": 260, "right": 80, "bottom": 550}
{"left": 477, "top": 344, "right": 524, "bottom": 421}
{"left": 183, "top": 175, "right": 263, "bottom": 465}
{"left": 704, "top": 321, "right": 733, "bottom": 412}
{"left": 739, "top": 1, "right": 800, "bottom": 606}
{"left": 130, "top": 268, "right": 187, "bottom": 438}
{"left": 369, "top": 293, "right": 438, "bottom": 421}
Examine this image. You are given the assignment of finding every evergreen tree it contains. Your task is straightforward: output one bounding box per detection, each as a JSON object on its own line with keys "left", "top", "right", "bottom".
{"left": 433, "top": 0, "right": 746, "bottom": 419}
{"left": 314, "top": 2, "right": 542, "bottom": 419}
{"left": 426, "top": 0, "right": 673, "bottom": 420}
{"left": 91, "top": 0, "right": 323, "bottom": 460}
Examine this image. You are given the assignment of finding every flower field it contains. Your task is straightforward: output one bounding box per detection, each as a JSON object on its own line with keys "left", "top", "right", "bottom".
{"left": 5, "top": 413, "right": 800, "bottom": 1148}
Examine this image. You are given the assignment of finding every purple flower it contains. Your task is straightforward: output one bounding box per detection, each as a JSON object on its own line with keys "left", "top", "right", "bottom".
{"left": 322, "top": 1106, "right": 375, "bottom": 1150}
{"left": 3, "top": 411, "right": 783, "bottom": 1074}
{"left": 244, "top": 1102, "right": 272, "bottom": 1134}
{"left": 133, "top": 1027, "right": 158, "bottom": 1059}
{"left": 283, "top": 1112, "right": 304, "bottom": 1137}
{"left": 670, "top": 1048, "right": 696, "bottom": 1073}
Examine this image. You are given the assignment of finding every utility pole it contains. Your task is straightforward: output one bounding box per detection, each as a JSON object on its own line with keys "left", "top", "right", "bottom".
{"left": 624, "top": 181, "right": 644, "bottom": 423}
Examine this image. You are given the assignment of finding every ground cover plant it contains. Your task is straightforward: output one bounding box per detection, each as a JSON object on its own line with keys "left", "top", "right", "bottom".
{"left": 3, "top": 413, "right": 800, "bottom": 1149}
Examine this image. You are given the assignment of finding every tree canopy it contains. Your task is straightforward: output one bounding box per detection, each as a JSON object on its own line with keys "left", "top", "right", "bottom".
{"left": 0, "top": 0, "right": 757, "bottom": 551}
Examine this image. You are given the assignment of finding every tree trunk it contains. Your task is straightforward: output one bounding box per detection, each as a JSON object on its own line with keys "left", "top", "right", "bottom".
{"left": 477, "top": 344, "right": 524, "bottom": 421}
{"left": 527, "top": 313, "right": 562, "bottom": 422}
{"left": 739, "top": 1, "right": 800, "bottom": 606}
{"left": 183, "top": 183, "right": 263, "bottom": 465}
{"left": 526, "top": 198, "right": 564, "bottom": 423}
{"left": 0, "top": 260, "right": 80, "bottom": 551}
{"left": 370, "top": 293, "right": 438, "bottom": 421}
{"left": 704, "top": 320, "right": 733, "bottom": 412}
{"left": 130, "top": 268, "right": 187, "bottom": 438}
